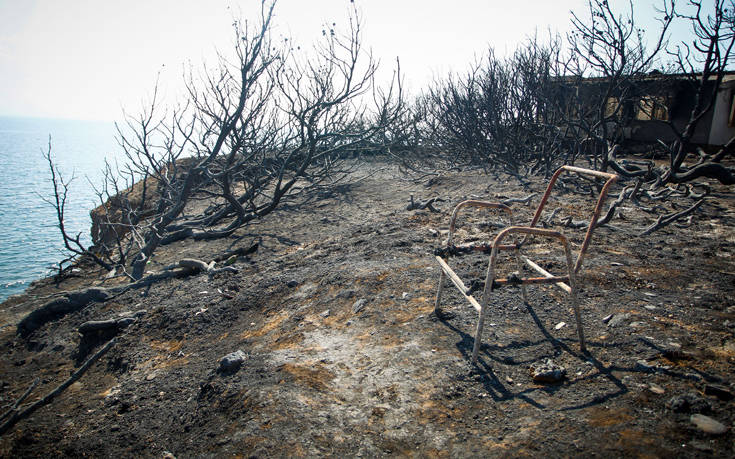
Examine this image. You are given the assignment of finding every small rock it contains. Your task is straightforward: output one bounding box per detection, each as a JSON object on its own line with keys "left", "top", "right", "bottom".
{"left": 602, "top": 314, "right": 614, "bottom": 324}
{"left": 690, "top": 414, "right": 728, "bottom": 435}
{"left": 667, "top": 393, "right": 711, "bottom": 414}
{"left": 401, "top": 292, "right": 411, "bottom": 300}
{"left": 352, "top": 299, "right": 367, "bottom": 314}
{"left": 607, "top": 313, "right": 631, "bottom": 327}
{"left": 648, "top": 383, "right": 665, "bottom": 395}
{"left": 218, "top": 350, "right": 247, "bottom": 374}
{"left": 554, "top": 321, "right": 566, "bottom": 330}
{"left": 644, "top": 305, "right": 657, "bottom": 311}
{"left": 530, "top": 359, "right": 566, "bottom": 383}
{"left": 162, "top": 452, "right": 177, "bottom": 459}
{"left": 320, "top": 309, "right": 331, "bottom": 318}
{"left": 286, "top": 279, "right": 299, "bottom": 288}
{"left": 704, "top": 383, "right": 734, "bottom": 401}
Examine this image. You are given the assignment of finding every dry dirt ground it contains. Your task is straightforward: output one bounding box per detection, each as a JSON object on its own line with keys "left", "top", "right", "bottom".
{"left": 1, "top": 159, "right": 734, "bottom": 457}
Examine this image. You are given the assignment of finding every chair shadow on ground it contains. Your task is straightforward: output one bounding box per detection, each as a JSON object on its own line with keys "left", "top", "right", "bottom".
{"left": 436, "top": 298, "right": 711, "bottom": 411}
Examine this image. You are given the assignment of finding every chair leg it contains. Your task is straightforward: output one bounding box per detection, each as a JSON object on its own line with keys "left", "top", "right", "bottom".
{"left": 569, "top": 287, "right": 586, "bottom": 353}
{"left": 434, "top": 270, "right": 446, "bottom": 315}
{"left": 514, "top": 249, "right": 529, "bottom": 304}
{"left": 471, "top": 296, "right": 490, "bottom": 364}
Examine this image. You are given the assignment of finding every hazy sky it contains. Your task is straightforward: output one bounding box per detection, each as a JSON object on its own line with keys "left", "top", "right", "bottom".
{"left": 0, "top": 0, "right": 689, "bottom": 122}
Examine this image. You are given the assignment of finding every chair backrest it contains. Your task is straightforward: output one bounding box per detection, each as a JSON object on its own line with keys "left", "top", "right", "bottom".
{"left": 528, "top": 166, "right": 618, "bottom": 274}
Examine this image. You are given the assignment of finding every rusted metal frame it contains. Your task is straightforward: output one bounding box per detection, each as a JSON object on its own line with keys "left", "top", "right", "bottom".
{"left": 471, "top": 226, "right": 584, "bottom": 363}
{"left": 435, "top": 200, "right": 513, "bottom": 314}
{"left": 527, "top": 166, "right": 618, "bottom": 274}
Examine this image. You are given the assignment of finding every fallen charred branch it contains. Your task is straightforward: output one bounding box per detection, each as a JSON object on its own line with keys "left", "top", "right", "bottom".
{"left": 17, "top": 288, "right": 112, "bottom": 337}
{"left": 17, "top": 250, "right": 245, "bottom": 336}
{"left": 501, "top": 193, "right": 537, "bottom": 206}
{"left": 407, "top": 195, "right": 444, "bottom": 212}
{"left": 178, "top": 258, "right": 239, "bottom": 279}
{"left": 214, "top": 243, "right": 259, "bottom": 262}
{"left": 77, "top": 310, "right": 147, "bottom": 335}
{"left": 0, "top": 378, "right": 39, "bottom": 424}
{"left": 606, "top": 145, "right": 652, "bottom": 179}
{"left": 0, "top": 339, "right": 116, "bottom": 436}
{"left": 640, "top": 198, "right": 706, "bottom": 236}
{"left": 666, "top": 162, "right": 735, "bottom": 185}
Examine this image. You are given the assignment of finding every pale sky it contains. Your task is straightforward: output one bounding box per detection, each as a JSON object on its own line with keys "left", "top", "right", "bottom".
{"left": 0, "top": 0, "right": 690, "bottom": 122}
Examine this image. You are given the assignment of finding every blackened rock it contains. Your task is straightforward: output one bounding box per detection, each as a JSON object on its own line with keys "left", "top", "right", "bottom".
{"left": 530, "top": 359, "right": 566, "bottom": 383}
{"left": 218, "top": 350, "right": 247, "bottom": 374}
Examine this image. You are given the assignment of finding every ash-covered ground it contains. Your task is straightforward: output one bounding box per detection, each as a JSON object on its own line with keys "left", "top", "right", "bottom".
{"left": 1, "top": 160, "right": 734, "bottom": 457}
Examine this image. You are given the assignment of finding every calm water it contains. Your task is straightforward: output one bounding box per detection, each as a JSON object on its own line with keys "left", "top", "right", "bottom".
{"left": 0, "top": 116, "right": 120, "bottom": 302}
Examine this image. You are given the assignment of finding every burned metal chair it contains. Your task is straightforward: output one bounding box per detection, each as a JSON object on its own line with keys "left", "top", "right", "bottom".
{"left": 433, "top": 166, "right": 618, "bottom": 363}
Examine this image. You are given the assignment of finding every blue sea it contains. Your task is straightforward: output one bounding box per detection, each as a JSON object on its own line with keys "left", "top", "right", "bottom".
{"left": 0, "top": 116, "right": 121, "bottom": 302}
